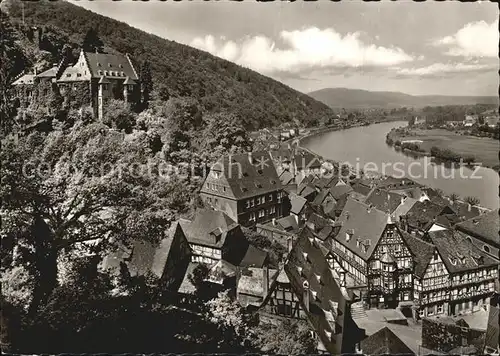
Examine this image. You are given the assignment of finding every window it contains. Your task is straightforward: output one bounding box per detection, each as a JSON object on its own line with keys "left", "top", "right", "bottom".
{"left": 483, "top": 245, "right": 490, "bottom": 253}
{"left": 108, "top": 63, "right": 113, "bottom": 67}
{"left": 269, "top": 194, "right": 273, "bottom": 201}
{"left": 249, "top": 212, "right": 256, "bottom": 222}
{"left": 258, "top": 210, "right": 265, "bottom": 218}
{"left": 246, "top": 200, "right": 251, "bottom": 209}
{"left": 77, "top": 73, "right": 82, "bottom": 77}
{"left": 119, "top": 64, "right": 123, "bottom": 68}
{"left": 269, "top": 206, "right": 276, "bottom": 215}
{"left": 66, "top": 73, "right": 71, "bottom": 77}
{"left": 251, "top": 199, "right": 255, "bottom": 207}
{"left": 98, "top": 70, "right": 103, "bottom": 76}
{"left": 437, "top": 304, "right": 444, "bottom": 314}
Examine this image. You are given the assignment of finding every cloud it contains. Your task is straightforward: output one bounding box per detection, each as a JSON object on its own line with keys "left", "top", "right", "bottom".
{"left": 432, "top": 19, "right": 498, "bottom": 57}
{"left": 190, "top": 27, "right": 414, "bottom": 75}
{"left": 395, "top": 62, "right": 497, "bottom": 78}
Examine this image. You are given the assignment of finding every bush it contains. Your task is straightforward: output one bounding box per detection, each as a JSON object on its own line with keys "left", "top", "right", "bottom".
{"left": 102, "top": 99, "right": 136, "bottom": 133}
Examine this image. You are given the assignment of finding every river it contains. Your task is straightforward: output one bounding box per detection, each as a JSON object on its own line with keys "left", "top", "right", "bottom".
{"left": 301, "top": 121, "right": 499, "bottom": 210}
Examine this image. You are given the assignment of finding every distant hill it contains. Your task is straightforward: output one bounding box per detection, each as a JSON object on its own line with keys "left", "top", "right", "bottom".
{"left": 2, "top": 0, "right": 335, "bottom": 130}
{"left": 308, "top": 88, "right": 499, "bottom": 110}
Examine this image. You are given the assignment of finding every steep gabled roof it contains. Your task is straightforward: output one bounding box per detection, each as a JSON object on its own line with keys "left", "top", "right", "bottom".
{"left": 329, "top": 184, "right": 354, "bottom": 200}
{"left": 428, "top": 229, "right": 499, "bottom": 273}
{"left": 484, "top": 305, "right": 499, "bottom": 352}
{"left": 84, "top": 52, "right": 139, "bottom": 80}
{"left": 12, "top": 74, "right": 35, "bottom": 85}
{"left": 179, "top": 209, "right": 239, "bottom": 248}
{"left": 290, "top": 193, "right": 308, "bottom": 215}
{"left": 400, "top": 231, "right": 435, "bottom": 278}
{"left": 201, "top": 151, "right": 282, "bottom": 200}
{"left": 284, "top": 228, "right": 357, "bottom": 355}
{"left": 293, "top": 151, "right": 322, "bottom": 170}
{"left": 334, "top": 199, "right": 390, "bottom": 260}
{"left": 405, "top": 200, "right": 455, "bottom": 230}
{"left": 365, "top": 188, "right": 404, "bottom": 214}
{"left": 456, "top": 209, "right": 499, "bottom": 247}
{"left": 361, "top": 326, "right": 415, "bottom": 355}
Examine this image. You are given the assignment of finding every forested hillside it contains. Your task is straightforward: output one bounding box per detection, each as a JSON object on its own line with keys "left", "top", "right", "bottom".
{"left": 309, "top": 88, "right": 498, "bottom": 110}
{"left": 2, "top": 0, "right": 335, "bottom": 129}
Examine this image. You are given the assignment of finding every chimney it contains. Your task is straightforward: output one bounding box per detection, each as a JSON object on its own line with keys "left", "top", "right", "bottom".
{"left": 262, "top": 263, "right": 269, "bottom": 298}
{"left": 287, "top": 237, "right": 293, "bottom": 253}
{"left": 303, "top": 282, "right": 310, "bottom": 311}
{"left": 272, "top": 218, "right": 276, "bottom": 226}
{"left": 468, "top": 203, "right": 471, "bottom": 212}
{"left": 400, "top": 196, "right": 405, "bottom": 205}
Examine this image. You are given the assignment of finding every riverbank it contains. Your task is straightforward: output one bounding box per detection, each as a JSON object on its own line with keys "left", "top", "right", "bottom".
{"left": 386, "top": 127, "right": 499, "bottom": 170}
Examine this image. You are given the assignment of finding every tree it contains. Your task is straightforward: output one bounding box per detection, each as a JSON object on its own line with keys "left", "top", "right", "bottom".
{"left": 449, "top": 193, "right": 460, "bottom": 202}
{"left": 139, "top": 61, "right": 153, "bottom": 107}
{"left": 1, "top": 123, "right": 192, "bottom": 314}
{"left": 81, "top": 27, "right": 104, "bottom": 53}
{"left": 102, "top": 99, "right": 136, "bottom": 133}
{"left": 408, "top": 116, "right": 416, "bottom": 127}
{"left": 254, "top": 318, "right": 316, "bottom": 355}
{"left": 0, "top": 13, "right": 28, "bottom": 135}
{"left": 464, "top": 196, "right": 480, "bottom": 206}
{"left": 188, "top": 263, "right": 209, "bottom": 292}
{"left": 205, "top": 290, "right": 257, "bottom": 349}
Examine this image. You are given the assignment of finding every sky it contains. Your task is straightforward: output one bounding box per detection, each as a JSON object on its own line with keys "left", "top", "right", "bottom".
{"left": 71, "top": 0, "right": 498, "bottom": 96}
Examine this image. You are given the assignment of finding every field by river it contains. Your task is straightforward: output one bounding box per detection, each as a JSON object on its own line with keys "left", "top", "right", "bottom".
{"left": 392, "top": 128, "right": 499, "bottom": 168}
{"left": 302, "top": 121, "right": 499, "bottom": 210}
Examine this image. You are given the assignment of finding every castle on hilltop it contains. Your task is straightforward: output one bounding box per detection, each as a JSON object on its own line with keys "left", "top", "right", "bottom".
{"left": 12, "top": 49, "right": 141, "bottom": 120}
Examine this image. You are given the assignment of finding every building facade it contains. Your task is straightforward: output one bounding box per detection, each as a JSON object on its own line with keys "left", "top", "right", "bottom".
{"left": 200, "top": 152, "right": 290, "bottom": 227}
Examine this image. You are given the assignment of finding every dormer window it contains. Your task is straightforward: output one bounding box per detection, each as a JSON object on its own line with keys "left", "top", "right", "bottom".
{"left": 302, "top": 252, "right": 309, "bottom": 262}
{"left": 97, "top": 62, "right": 101, "bottom": 67}
{"left": 98, "top": 70, "right": 103, "bottom": 75}
{"left": 449, "top": 257, "right": 457, "bottom": 265}
{"left": 315, "top": 273, "right": 322, "bottom": 284}
{"left": 297, "top": 266, "right": 303, "bottom": 276}
{"left": 108, "top": 63, "right": 112, "bottom": 67}
{"left": 303, "top": 280, "right": 309, "bottom": 289}
{"left": 119, "top": 64, "right": 123, "bottom": 68}
{"left": 310, "top": 289, "right": 318, "bottom": 300}
{"left": 346, "top": 232, "right": 353, "bottom": 242}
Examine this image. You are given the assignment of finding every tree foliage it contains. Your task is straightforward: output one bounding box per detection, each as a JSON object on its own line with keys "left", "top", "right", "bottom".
{"left": 81, "top": 27, "right": 104, "bottom": 53}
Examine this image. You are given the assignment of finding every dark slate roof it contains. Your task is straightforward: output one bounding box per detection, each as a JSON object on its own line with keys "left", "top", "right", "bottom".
{"left": 279, "top": 170, "right": 294, "bottom": 185}
{"left": 293, "top": 151, "right": 322, "bottom": 170}
{"left": 123, "top": 76, "right": 136, "bottom": 85}
{"left": 428, "top": 229, "right": 499, "bottom": 273}
{"left": 179, "top": 209, "right": 239, "bottom": 248}
{"left": 400, "top": 231, "right": 435, "bottom": 278}
{"left": 84, "top": 52, "right": 139, "bottom": 79}
{"left": 484, "top": 305, "right": 499, "bottom": 351}
{"left": 365, "top": 188, "right": 404, "bottom": 214}
{"left": 456, "top": 209, "right": 499, "bottom": 247}
{"left": 334, "top": 199, "right": 390, "bottom": 260}
{"left": 361, "top": 326, "right": 415, "bottom": 355}
{"left": 351, "top": 182, "right": 372, "bottom": 196}
{"left": 127, "top": 223, "right": 182, "bottom": 279}
{"left": 290, "top": 194, "right": 308, "bottom": 215}
{"left": 284, "top": 227, "right": 355, "bottom": 355}
{"left": 98, "top": 76, "right": 111, "bottom": 84}
{"left": 312, "top": 176, "right": 339, "bottom": 189}
{"left": 448, "top": 201, "right": 481, "bottom": 221}
{"left": 312, "top": 189, "right": 331, "bottom": 206}
{"left": 329, "top": 184, "right": 354, "bottom": 200}
{"left": 201, "top": 151, "right": 282, "bottom": 200}
{"left": 12, "top": 74, "right": 35, "bottom": 85}
{"left": 239, "top": 245, "right": 268, "bottom": 268}
{"left": 297, "top": 174, "right": 315, "bottom": 192}
{"left": 298, "top": 183, "right": 317, "bottom": 200}
{"left": 405, "top": 200, "right": 455, "bottom": 230}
